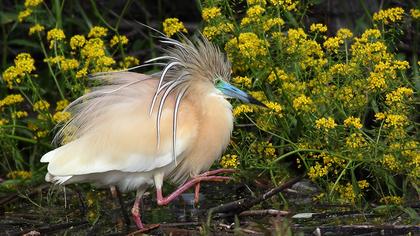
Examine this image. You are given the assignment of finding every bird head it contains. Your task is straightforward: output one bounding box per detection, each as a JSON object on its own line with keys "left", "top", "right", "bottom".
{"left": 146, "top": 35, "right": 266, "bottom": 108}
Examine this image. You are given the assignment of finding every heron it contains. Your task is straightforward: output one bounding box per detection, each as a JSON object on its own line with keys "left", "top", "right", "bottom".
{"left": 40, "top": 35, "right": 265, "bottom": 229}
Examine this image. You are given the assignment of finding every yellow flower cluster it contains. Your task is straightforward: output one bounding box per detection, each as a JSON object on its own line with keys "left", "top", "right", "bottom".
{"left": 337, "top": 28, "right": 353, "bottom": 39}
{"left": 233, "top": 104, "right": 254, "bottom": 116}
{"left": 220, "top": 154, "right": 239, "bottom": 168}
{"left": 203, "top": 23, "right": 233, "bottom": 40}
{"left": 265, "top": 101, "right": 282, "bottom": 115}
{"left": 385, "top": 87, "right": 413, "bottom": 105}
{"left": 119, "top": 56, "right": 140, "bottom": 69}
{"left": 241, "top": 5, "right": 266, "bottom": 26}
{"left": 411, "top": 9, "right": 420, "bottom": 19}
{"left": 382, "top": 154, "right": 399, "bottom": 171}
{"left": 33, "top": 100, "right": 50, "bottom": 112}
{"left": 336, "top": 180, "right": 369, "bottom": 204}
{"left": 2, "top": 53, "right": 36, "bottom": 88}
{"left": 70, "top": 35, "right": 86, "bottom": 50}
{"left": 373, "top": 7, "right": 405, "bottom": 25}
{"left": 56, "top": 99, "right": 69, "bottom": 111}
{"left": 7, "top": 170, "right": 32, "bottom": 180}
{"left": 88, "top": 26, "right": 108, "bottom": 38}
{"left": 162, "top": 18, "right": 188, "bottom": 37}
{"left": 202, "top": 7, "right": 222, "bottom": 21}
{"left": 232, "top": 76, "right": 252, "bottom": 88}
{"left": 315, "top": 117, "right": 337, "bottom": 131}
{"left": 267, "top": 68, "right": 290, "bottom": 84}
{"left": 81, "top": 38, "right": 106, "bottom": 59}
{"left": 29, "top": 24, "right": 45, "bottom": 36}
{"left": 247, "top": 0, "right": 266, "bottom": 5}
{"left": 11, "top": 111, "right": 28, "bottom": 119}
{"left": 310, "top": 23, "right": 327, "bottom": 33}
{"left": 380, "top": 196, "right": 403, "bottom": 205}
{"left": 249, "top": 91, "right": 266, "bottom": 101}
{"left": 269, "top": 0, "right": 298, "bottom": 11}
{"left": 24, "top": 0, "right": 43, "bottom": 8}
{"left": 375, "top": 112, "right": 408, "bottom": 128}
{"left": 345, "top": 133, "right": 367, "bottom": 149}
{"left": 53, "top": 111, "right": 71, "bottom": 123}
{"left": 0, "top": 94, "right": 24, "bottom": 107}
{"left": 60, "top": 58, "right": 79, "bottom": 71}
{"left": 226, "top": 32, "right": 268, "bottom": 59}
{"left": 110, "top": 35, "right": 129, "bottom": 47}
{"left": 293, "top": 94, "right": 314, "bottom": 112}
{"left": 344, "top": 116, "right": 363, "bottom": 129}
{"left": 18, "top": 9, "right": 32, "bottom": 22}
{"left": 263, "top": 18, "right": 285, "bottom": 31}
{"left": 308, "top": 162, "right": 329, "bottom": 180}
{"left": 47, "top": 28, "right": 66, "bottom": 49}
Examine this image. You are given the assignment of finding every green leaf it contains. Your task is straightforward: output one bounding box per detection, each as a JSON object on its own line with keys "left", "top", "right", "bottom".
{"left": 0, "top": 12, "right": 16, "bottom": 25}
{"left": 8, "top": 39, "right": 41, "bottom": 49}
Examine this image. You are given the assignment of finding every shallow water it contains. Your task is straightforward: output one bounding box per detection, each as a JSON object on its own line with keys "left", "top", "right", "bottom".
{"left": 0, "top": 181, "right": 419, "bottom": 235}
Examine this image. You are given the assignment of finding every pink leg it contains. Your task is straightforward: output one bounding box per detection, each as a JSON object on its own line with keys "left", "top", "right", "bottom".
{"left": 156, "top": 175, "right": 231, "bottom": 206}
{"left": 194, "top": 183, "right": 200, "bottom": 205}
{"left": 131, "top": 190, "right": 145, "bottom": 229}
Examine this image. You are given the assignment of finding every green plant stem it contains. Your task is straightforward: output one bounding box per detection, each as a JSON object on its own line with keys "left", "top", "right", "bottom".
{"left": 37, "top": 34, "right": 65, "bottom": 100}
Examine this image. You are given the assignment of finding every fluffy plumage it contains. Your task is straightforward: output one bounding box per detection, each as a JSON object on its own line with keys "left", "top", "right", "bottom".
{"left": 41, "top": 36, "right": 233, "bottom": 192}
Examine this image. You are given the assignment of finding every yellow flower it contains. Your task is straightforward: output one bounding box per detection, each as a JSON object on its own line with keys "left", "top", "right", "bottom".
{"left": 18, "top": 9, "right": 32, "bottom": 22}
{"left": 323, "top": 37, "right": 343, "bottom": 53}
{"left": 373, "top": 7, "right": 405, "bottom": 25}
{"left": 293, "top": 95, "right": 314, "bottom": 112}
{"left": 345, "top": 133, "right": 367, "bottom": 149}
{"left": 344, "top": 116, "right": 363, "bottom": 129}
{"left": 24, "top": 0, "right": 43, "bottom": 8}
{"left": 7, "top": 170, "right": 32, "bottom": 180}
{"left": 0, "top": 94, "right": 24, "bottom": 107}
{"left": 410, "top": 9, "right": 420, "bottom": 19}
{"left": 81, "top": 38, "right": 105, "bottom": 59}
{"left": 60, "top": 58, "right": 79, "bottom": 71}
{"left": 308, "top": 162, "right": 329, "bottom": 181}
{"left": 162, "top": 18, "right": 188, "bottom": 37}
{"left": 375, "top": 112, "right": 386, "bottom": 121}
{"left": 76, "top": 67, "right": 88, "bottom": 78}
{"left": 29, "top": 24, "right": 45, "bottom": 35}
{"left": 47, "top": 28, "right": 66, "bottom": 49}
{"left": 0, "top": 119, "right": 9, "bottom": 126}
{"left": 380, "top": 196, "right": 403, "bottom": 205}
{"left": 382, "top": 154, "right": 399, "bottom": 171}
{"left": 269, "top": 0, "right": 298, "bottom": 11}
{"left": 110, "top": 35, "right": 129, "bottom": 47}
{"left": 2, "top": 53, "right": 35, "bottom": 88}
{"left": 44, "top": 55, "right": 64, "bottom": 65}
{"left": 315, "top": 117, "right": 337, "bottom": 131}
{"left": 202, "top": 23, "right": 233, "bottom": 40}
{"left": 265, "top": 101, "right": 282, "bottom": 115}
{"left": 11, "top": 111, "right": 28, "bottom": 119}
{"left": 233, "top": 104, "right": 254, "bottom": 116}
{"left": 202, "top": 7, "right": 222, "bottom": 21}
{"left": 70, "top": 35, "right": 86, "bottom": 50}
{"left": 310, "top": 23, "right": 327, "bottom": 33}
{"left": 33, "top": 100, "right": 50, "bottom": 112}
{"left": 220, "top": 154, "right": 239, "bottom": 168}
{"left": 53, "top": 111, "right": 71, "bottom": 123}
{"left": 249, "top": 91, "right": 266, "bottom": 101}
{"left": 56, "top": 99, "right": 69, "bottom": 111}
{"left": 384, "top": 114, "right": 408, "bottom": 128}
{"left": 263, "top": 18, "right": 285, "bottom": 31}
{"left": 88, "top": 26, "right": 108, "bottom": 38}
{"left": 385, "top": 87, "right": 414, "bottom": 105}
{"left": 337, "top": 28, "right": 353, "bottom": 40}
{"left": 247, "top": 0, "right": 266, "bottom": 5}
{"left": 119, "top": 56, "right": 140, "bottom": 69}
{"left": 226, "top": 32, "right": 268, "bottom": 59}
{"left": 232, "top": 76, "right": 252, "bottom": 88}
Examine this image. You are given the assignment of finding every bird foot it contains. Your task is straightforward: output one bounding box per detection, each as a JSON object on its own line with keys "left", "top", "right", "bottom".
{"left": 193, "top": 168, "right": 237, "bottom": 204}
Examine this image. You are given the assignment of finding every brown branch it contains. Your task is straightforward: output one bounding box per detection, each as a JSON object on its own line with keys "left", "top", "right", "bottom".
{"left": 209, "top": 175, "right": 304, "bottom": 215}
